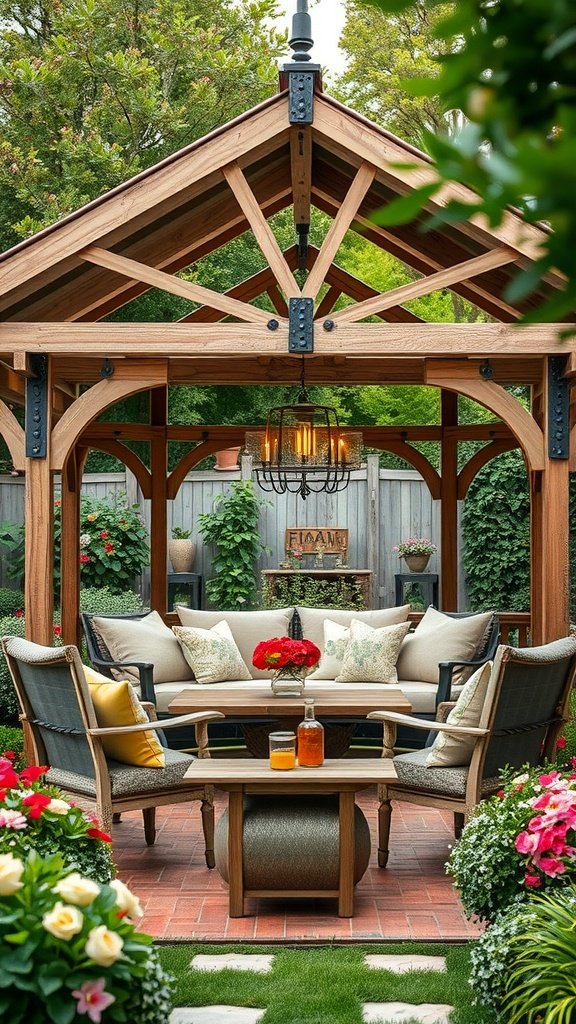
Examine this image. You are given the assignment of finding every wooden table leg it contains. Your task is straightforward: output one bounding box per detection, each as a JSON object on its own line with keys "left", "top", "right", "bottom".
{"left": 338, "top": 790, "right": 355, "bottom": 918}
{"left": 228, "top": 788, "right": 245, "bottom": 918}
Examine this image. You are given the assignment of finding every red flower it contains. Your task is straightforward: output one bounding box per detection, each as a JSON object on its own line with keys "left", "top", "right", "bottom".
{"left": 0, "top": 766, "right": 19, "bottom": 788}
{"left": 19, "top": 765, "right": 49, "bottom": 783}
{"left": 1, "top": 751, "right": 15, "bottom": 761}
{"left": 252, "top": 636, "right": 321, "bottom": 672}
{"left": 557, "top": 737, "right": 567, "bottom": 750}
{"left": 79, "top": 554, "right": 91, "bottom": 564}
{"left": 15, "top": 609, "right": 24, "bottom": 617}
{"left": 53, "top": 625, "right": 61, "bottom": 636}
{"left": 22, "top": 792, "right": 51, "bottom": 818}
{"left": 100, "top": 530, "right": 109, "bottom": 539}
{"left": 87, "top": 826, "right": 113, "bottom": 843}
{"left": 104, "top": 542, "right": 114, "bottom": 554}
{"left": 496, "top": 789, "right": 505, "bottom": 799}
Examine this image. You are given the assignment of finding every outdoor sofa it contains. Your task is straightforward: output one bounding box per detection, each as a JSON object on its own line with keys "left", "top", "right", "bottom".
{"left": 82, "top": 605, "right": 499, "bottom": 750}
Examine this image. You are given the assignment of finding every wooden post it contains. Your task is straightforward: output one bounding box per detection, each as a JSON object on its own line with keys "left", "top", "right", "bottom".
{"left": 60, "top": 447, "right": 86, "bottom": 646}
{"left": 149, "top": 387, "right": 168, "bottom": 616}
{"left": 440, "top": 390, "right": 458, "bottom": 610}
{"left": 25, "top": 356, "right": 54, "bottom": 644}
{"left": 366, "top": 454, "right": 380, "bottom": 609}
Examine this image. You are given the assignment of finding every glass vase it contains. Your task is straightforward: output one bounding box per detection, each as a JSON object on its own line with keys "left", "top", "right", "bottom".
{"left": 271, "top": 667, "right": 306, "bottom": 697}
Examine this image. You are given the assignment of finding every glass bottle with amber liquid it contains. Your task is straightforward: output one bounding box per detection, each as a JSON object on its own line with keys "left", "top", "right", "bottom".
{"left": 297, "top": 699, "right": 324, "bottom": 767}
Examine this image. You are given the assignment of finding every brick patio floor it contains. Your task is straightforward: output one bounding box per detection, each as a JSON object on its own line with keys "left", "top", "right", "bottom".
{"left": 112, "top": 789, "right": 482, "bottom": 942}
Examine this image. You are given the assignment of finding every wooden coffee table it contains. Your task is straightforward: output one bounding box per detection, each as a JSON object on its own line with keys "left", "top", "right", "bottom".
{"left": 169, "top": 685, "right": 412, "bottom": 759}
{"left": 184, "top": 758, "right": 398, "bottom": 917}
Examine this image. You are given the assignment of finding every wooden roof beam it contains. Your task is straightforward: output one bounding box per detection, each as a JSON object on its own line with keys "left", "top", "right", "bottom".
{"left": 79, "top": 245, "right": 280, "bottom": 325}
{"left": 290, "top": 125, "right": 312, "bottom": 236}
{"left": 331, "top": 247, "right": 519, "bottom": 324}
{"left": 303, "top": 162, "right": 376, "bottom": 300}
{"left": 222, "top": 161, "right": 300, "bottom": 298}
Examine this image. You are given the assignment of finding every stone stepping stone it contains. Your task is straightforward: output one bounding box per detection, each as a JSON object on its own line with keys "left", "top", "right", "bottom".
{"left": 170, "top": 1008, "right": 266, "bottom": 1024}
{"left": 364, "top": 955, "right": 447, "bottom": 974}
{"left": 362, "top": 1003, "right": 453, "bottom": 1024}
{"left": 191, "top": 954, "right": 274, "bottom": 974}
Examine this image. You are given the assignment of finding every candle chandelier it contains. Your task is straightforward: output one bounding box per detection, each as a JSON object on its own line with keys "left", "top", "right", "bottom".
{"left": 245, "top": 358, "right": 363, "bottom": 500}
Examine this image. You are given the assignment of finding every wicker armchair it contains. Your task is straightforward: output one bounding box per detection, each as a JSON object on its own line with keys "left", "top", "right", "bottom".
{"left": 1, "top": 636, "right": 224, "bottom": 863}
{"left": 368, "top": 636, "right": 576, "bottom": 867}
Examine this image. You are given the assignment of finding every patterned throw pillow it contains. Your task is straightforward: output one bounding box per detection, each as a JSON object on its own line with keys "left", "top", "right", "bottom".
{"left": 335, "top": 620, "right": 411, "bottom": 684}
{"left": 426, "top": 661, "right": 493, "bottom": 768}
{"left": 308, "top": 619, "right": 351, "bottom": 679}
{"left": 173, "top": 621, "right": 252, "bottom": 685}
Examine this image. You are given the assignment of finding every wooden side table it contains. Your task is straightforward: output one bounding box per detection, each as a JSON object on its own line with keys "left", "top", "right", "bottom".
{"left": 394, "top": 572, "right": 439, "bottom": 609}
{"left": 184, "top": 758, "right": 397, "bottom": 918}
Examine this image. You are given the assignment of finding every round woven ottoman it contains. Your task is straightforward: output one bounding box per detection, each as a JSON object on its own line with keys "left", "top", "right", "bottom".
{"left": 214, "top": 795, "right": 371, "bottom": 891}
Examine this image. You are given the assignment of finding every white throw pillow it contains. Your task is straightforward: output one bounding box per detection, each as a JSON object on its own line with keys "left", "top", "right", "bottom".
{"left": 308, "top": 619, "right": 351, "bottom": 679}
{"left": 176, "top": 607, "right": 293, "bottom": 679}
{"left": 426, "top": 661, "right": 493, "bottom": 768}
{"left": 335, "top": 619, "right": 411, "bottom": 684}
{"left": 173, "top": 621, "right": 252, "bottom": 685}
{"left": 396, "top": 607, "right": 493, "bottom": 686}
{"left": 93, "top": 610, "right": 194, "bottom": 684}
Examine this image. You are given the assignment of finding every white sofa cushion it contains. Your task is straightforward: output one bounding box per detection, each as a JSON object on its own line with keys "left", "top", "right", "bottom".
{"left": 176, "top": 607, "right": 293, "bottom": 679}
{"left": 308, "top": 619, "right": 350, "bottom": 679}
{"left": 297, "top": 605, "right": 410, "bottom": 657}
{"left": 426, "top": 661, "right": 493, "bottom": 767}
{"left": 396, "top": 606, "right": 493, "bottom": 686}
{"left": 173, "top": 621, "right": 252, "bottom": 684}
{"left": 93, "top": 610, "right": 193, "bottom": 684}
{"left": 335, "top": 620, "right": 411, "bottom": 684}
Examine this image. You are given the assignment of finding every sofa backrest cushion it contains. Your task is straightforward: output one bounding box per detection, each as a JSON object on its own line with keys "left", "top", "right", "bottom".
{"left": 426, "top": 660, "right": 493, "bottom": 767}
{"left": 396, "top": 606, "right": 493, "bottom": 685}
{"left": 92, "top": 610, "right": 194, "bottom": 684}
{"left": 297, "top": 605, "right": 411, "bottom": 662}
{"left": 334, "top": 619, "right": 411, "bottom": 684}
{"left": 173, "top": 621, "right": 252, "bottom": 684}
{"left": 176, "top": 607, "right": 293, "bottom": 679}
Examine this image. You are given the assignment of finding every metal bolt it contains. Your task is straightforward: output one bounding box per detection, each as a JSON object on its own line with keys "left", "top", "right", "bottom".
{"left": 323, "top": 319, "right": 335, "bottom": 332}
{"left": 267, "top": 319, "right": 279, "bottom": 331}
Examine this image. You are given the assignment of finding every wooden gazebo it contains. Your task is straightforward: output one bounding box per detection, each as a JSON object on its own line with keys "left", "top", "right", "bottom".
{"left": 0, "top": 53, "right": 573, "bottom": 649}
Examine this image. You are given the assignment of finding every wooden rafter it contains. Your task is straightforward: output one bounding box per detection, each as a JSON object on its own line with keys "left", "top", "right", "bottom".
{"left": 303, "top": 162, "right": 376, "bottom": 300}
{"left": 79, "top": 245, "right": 277, "bottom": 324}
{"left": 320, "top": 254, "right": 423, "bottom": 324}
{"left": 331, "top": 248, "right": 519, "bottom": 324}
{"left": 290, "top": 125, "right": 312, "bottom": 229}
{"left": 315, "top": 285, "right": 341, "bottom": 319}
{"left": 181, "top": 247, "right": 301, "bottom": 323}
{"left": 222, "top": 162, "right": 300, "bottom": 297}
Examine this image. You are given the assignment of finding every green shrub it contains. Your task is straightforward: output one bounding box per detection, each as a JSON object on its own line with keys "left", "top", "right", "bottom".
{"left": 261, "top": 575, "right": 364, "bottom": 610}
{"left": 0, "top": 614, "right": 26, "bottom": 723}
{"left": 198, "top": 481, "right": 270, "bottom": 609}
{"left": 0, "top": 724, "right": 24, "bottom": 768}
{"left": 462, "top": 450, "right": 530, "bottom": 612}
{"left": 469, "top": 898, "right": 538, "bottom": 1015}
{"left": 0, "top": 587, "right": 23, "bottom": 617}
{"left": 79, "top": 587, "right": 144, "bottom": 614}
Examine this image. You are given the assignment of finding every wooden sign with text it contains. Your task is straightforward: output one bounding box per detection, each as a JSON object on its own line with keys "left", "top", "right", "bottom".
{"left": 285, "top": 527, "right": 348, "bottom": 554}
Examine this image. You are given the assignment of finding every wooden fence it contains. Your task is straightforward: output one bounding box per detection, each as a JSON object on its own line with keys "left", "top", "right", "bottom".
{"left": 0, "top": 456, "right": 470, "bottom": 608}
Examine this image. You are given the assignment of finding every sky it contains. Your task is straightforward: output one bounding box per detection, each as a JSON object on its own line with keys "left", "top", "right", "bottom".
{"left": 275, "top": 1, "right": 349, "bottom": 75}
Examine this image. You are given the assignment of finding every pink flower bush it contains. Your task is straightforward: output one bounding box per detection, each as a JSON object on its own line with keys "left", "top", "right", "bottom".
{"left": 514, "top": 765, "right": 576, "bottom": 887}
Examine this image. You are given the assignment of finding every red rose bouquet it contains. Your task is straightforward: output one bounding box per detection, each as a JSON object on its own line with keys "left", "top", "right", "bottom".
{"left": 253, "top": 637, "right": 321, "bottom": 694}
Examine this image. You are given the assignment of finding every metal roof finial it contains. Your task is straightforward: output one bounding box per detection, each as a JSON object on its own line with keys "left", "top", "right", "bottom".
{"left": 289, "top": 0, "right": 314, "bottom": 63}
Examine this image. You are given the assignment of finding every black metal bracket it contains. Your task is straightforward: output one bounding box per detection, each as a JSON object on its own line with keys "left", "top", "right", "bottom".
{"left": 100, "top": 358, "right": 114, "bottom": 379}
{"left": 287, "top": 71, "right": 315, "bottom": 124}
{"left": 288, "top": 297, "right": 314, "bottom": 352}
{"left": 296, "top": 222, "right": 309, "bottom": 268}
{"left": 25, "top": 354, "right": 48, "bottom": 459}
{"left": 479, "top": 359, "right": 493, "bottom": 380}
{"left": 548, "top": 355, "right": 569, "bottom": 459}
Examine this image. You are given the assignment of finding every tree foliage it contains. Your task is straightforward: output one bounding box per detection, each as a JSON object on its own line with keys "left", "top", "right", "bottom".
{"left": 366, "top": 0, "right": 576, "bottom": 319}
{"left": 0, "top": 0, "right": 284, "bottom": 245}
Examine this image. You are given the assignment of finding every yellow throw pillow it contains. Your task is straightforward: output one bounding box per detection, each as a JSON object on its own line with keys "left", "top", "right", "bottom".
{"left": 84, "top": 666, "right": 165, "bottom": 768}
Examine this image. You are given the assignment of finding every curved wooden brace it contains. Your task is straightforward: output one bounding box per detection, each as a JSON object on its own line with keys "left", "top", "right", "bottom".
{"left": 167, "top": 436, "right": 245, "bottom": 499}
{"left": 84, "top": 439, "right": 152, "bottom": 499}
{"left": 51, "top": 375, "right": 165, "bottom": 470}
{"left": 0, "top": 399, "right": 25, "bottom": 470}
{"left": 374, "top": 441, "right": 441, "bottom": 499}
{"left": 427, "top": 376, "right": 545, "bottom": 472}
{"left": 457, "top": 439, "right": 519, "bottom": 499}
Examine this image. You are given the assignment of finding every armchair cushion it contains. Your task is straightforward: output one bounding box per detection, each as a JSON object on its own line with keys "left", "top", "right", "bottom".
{"left": 298, "top": 605, "right": 410, "bottom": 658}
{"left": 47, "top": 747, "right": 196, "bottom": 798}
{"left": 173, "top": 621, "right": 251, "bottom": 684}
{"left": 84, "top": 666, "right": 165, "bottom": 768}
{"left": 396, "top": 606, "right": 493, "bottom": 686}
{"left": 176, "top": 607, "right": 293, "bottom": 679}
{"left": 92, "top": 610, "right": 193, "bottom": 684}
{"left": 335, "top": 620, "right": 411, "bottom": 684}
{"left": 425, "top": 661, "right": 493, "bottom": 767}
{"left": 393, "top": 747, "right": 500, "bottom": 797}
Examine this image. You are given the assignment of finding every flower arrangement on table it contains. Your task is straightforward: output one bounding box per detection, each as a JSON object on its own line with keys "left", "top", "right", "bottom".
{"left": 0, "top": 753, "right": 113, "bottom": 883}
{"left": 0, "top": 851, "right": 173, "bottom": 1024}
{"left": 447, "top": 753, "right": 576, "bottom": 923}
{"left": 392, "top": 538, "right": 437, "bottom": 558}
{"left": 252, "top": 636, "right": 321, "bottom": 696}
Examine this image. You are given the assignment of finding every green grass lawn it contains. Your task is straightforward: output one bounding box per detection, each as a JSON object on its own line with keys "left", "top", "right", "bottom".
{"left": 159, "top": 942, "right": 492, "bottom": 1024}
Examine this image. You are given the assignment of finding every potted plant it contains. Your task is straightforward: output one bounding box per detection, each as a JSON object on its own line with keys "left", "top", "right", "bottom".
{"left": 392, "top": 537, "right": 437, "bottom": 572}
{"left": 169, "top": 526, "right": 195, "bottom": 573}
{"left": 214, "top": 447, "right": 241, "bottom": 471}
{"left": 198, "top": 481, "right": 269, "bottom": 609}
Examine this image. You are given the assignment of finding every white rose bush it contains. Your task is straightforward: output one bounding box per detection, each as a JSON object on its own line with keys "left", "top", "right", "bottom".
{"left": 0, "top": 851, "right": 173, "bottom": 1024}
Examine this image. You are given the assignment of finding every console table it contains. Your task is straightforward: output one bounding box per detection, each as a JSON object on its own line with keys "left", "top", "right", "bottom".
{"left": 261, "top": 568, "right": 372, "bottom": 607}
